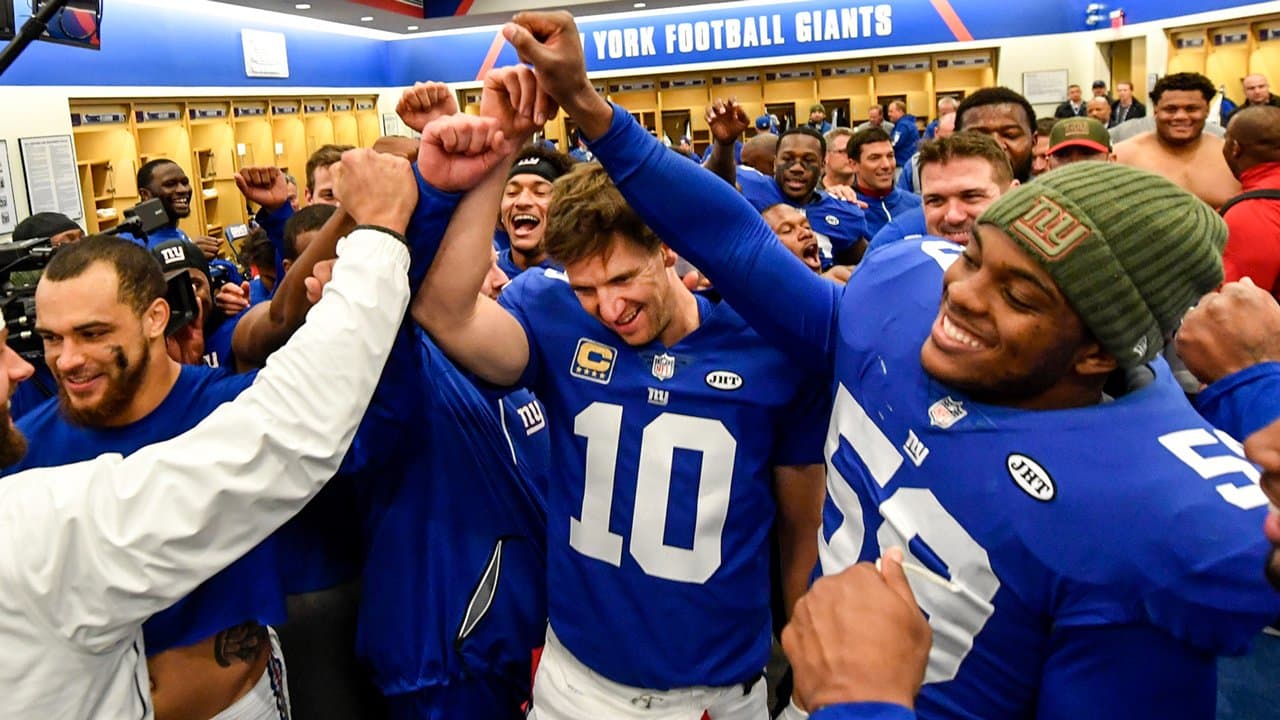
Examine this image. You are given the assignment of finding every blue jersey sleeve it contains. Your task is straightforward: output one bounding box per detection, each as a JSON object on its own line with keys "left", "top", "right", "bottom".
{"left": 255, "top": 203, "right": 295, "bottom": 285}
{"left": 892, "top": 119, "right": 920, "bottom": 166}
{"left": 406, "top": 164, "right": 463, "bottom": 288}
{"left": 812, "top": 703, "right": 916, "bottom": 720}
{"left": 588, "top": 104, "right": 840, "bottom": 371}
{"left": 736, "top": 167, "right": 784, "bottom": 211}
{"left": 496, "top": 269, "right": 548, "bottom": 392}
{"left": 1034, "top": 623, "right": 1216, "bottom": 720}
{"left": 340, "top": 322, "right": 422, "bottom": 475}
{"left": 866, "top": 208, "right": 927, "bottom": 256}
{"left": 1194, "top": 362, "right": 1280, "bottom": 440}
{"left": 896, "top": 158, "right": 916, "bottom": 194}
{"left": 1045, "top": 464, "right": 1279, "bottom": 657}
{"left": 205, "top": 312, "right": 242, "bottom": 369}
{"left": 774, "top": 377, "right": 831, "bottom": 466}
{"left": 808, "top": 195, "right": 869, "bottom": 253}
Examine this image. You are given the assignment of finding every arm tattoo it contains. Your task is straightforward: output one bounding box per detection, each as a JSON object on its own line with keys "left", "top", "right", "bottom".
{"left": 213, "top": 621, "right": 269, "bottom": 667}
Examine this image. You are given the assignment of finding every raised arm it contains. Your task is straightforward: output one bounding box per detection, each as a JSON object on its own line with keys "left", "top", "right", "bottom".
{"left": 235, "top": 166, "right": 294, "bottom": 284}
{"left": 1178, "top": 279, "right": 1280, "bottom": 438}
{"left": 413, "top": 149, "right": 529, "bottom": 385}
{"left": 232, "top": 207, "right": 355, "bottom": 370}
{"left": 414, "top": 66, "right": 549, "bottom": 387}
{"left": 702, "top": 98, "right": 749, "bottom": 187}
{"left": 0, "top": 150, "right": 417, "bottom": 652}
{"left": 234, "top": 83, "right": 477, "bottom": 372}
{"left": 503, "top": 12, "right": 840, "bottom": 366}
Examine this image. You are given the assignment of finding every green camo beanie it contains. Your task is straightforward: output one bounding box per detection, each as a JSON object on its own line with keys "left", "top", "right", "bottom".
{"left": 978, "top": 162, "right": 1226, "bottom": 368}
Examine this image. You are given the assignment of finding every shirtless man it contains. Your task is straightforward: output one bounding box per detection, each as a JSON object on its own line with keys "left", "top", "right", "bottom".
{"left": 1114, "top": 72, "right": 1241, "bottom": 209}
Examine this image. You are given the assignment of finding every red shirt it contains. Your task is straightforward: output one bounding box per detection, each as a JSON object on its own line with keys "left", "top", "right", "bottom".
{"left": 1222, "top": 162, "right": 1280, "bottom": 295}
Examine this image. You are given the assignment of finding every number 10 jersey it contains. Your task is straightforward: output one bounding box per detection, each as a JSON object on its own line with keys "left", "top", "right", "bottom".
{"left": 501, "top": 267, "right": 827, "bottom": 691}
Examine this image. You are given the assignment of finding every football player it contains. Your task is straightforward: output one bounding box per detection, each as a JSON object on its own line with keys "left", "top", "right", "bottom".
{"left": 413, "top": 66, "right": 828, "bottom": 719}
{"left": 505, "top": 11, "right": 1280, "bottom": 719}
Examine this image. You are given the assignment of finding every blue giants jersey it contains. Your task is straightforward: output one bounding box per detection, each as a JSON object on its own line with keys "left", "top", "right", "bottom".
{"left": 821, "top": 240, "right": 1280, "bottom": 718}
{"left": 736, "top": 167, "right": 868, "bottom": 261}
{"left": 357, "top": 328, "right": 548, "bottom": 699}
{"left": 499, "top": 268, "right": 826, "bottom": 690}
{"left": 6, "top": 364, "right": 285, "bottom": 654}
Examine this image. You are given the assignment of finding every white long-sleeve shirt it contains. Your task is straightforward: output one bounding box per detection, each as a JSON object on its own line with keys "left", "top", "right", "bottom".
{"left": 0, "top": 229, "right": 409, "bottom": 719}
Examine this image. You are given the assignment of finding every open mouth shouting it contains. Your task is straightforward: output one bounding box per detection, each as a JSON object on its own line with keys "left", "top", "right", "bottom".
{"left": 800, "top": 241, "right": 821, "bottom": 272}
{"left": 507, "top": 211, "right": 544, "bottom": 244}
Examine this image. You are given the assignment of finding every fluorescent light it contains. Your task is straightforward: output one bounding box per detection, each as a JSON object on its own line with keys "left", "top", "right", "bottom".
{"left": 295, "top": 3, "right": 311, "bottom": 9}
{"left": 634, "top": 1, "right": 646, "bottom": 6}
{"left": 360, "top": 16, "right": 373, "bottom": 21}
{"left": 406, "top": 25, "right": 419, "bottom": 30}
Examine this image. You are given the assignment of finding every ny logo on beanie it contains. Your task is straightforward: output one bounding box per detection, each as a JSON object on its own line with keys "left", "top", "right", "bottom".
{"left": 1011, "top": 196, "right": 1092, "bottom": 260}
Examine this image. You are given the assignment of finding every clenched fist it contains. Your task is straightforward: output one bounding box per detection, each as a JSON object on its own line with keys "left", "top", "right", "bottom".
{"left": 331, "top": 149, "right": 417, "bottom": 234}
{"left": 396, "top": 81, "right": 458, "bottom": 133}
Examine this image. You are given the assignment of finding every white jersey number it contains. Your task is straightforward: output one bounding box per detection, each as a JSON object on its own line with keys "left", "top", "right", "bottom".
{"left": 820, "top": 384, "right": 999, "bottom": 683}
{"left": 570, "top": 402, "right": 736, "bottom": 584}
{"left": 1158, "top": 428, "right": 1268, "bottom": 510}
{"left": 921, "top": 238, "right": 962, "bottom": 272}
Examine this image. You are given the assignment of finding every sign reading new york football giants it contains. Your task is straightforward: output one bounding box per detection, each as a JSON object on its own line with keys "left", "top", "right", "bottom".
{"left": 386, "top": 0, "right": 1146, "bottom": 85}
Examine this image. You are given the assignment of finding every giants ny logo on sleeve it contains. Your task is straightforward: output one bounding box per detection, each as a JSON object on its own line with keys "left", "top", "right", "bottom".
{"left": 1010, "top": 196, "right": 1092, "bottom": 260}
{"left": 515, "top": 400, "right": 546, "bottom": 435}
{"left": 570, "top": 338, "right": 617, "bottom": 385}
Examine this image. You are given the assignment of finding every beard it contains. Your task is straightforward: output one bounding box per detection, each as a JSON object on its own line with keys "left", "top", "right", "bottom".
{"left": 0, "top": 405, "right": 28, "bottom": 467}
{"left": 57, "top": 343, "right": 151, "bottom": 427}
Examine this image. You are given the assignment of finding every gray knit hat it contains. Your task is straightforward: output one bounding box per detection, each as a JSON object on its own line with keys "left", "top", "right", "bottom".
{"left": 978, "top": 162, "right": 1226, "bottom": 368}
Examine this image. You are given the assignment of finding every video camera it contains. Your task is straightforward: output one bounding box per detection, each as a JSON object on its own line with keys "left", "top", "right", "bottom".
{"left": 0, "top": 236, "right": 57, "bottom": 361}
{"left": 105, "top": 197, "right": 169, "bottom": 243}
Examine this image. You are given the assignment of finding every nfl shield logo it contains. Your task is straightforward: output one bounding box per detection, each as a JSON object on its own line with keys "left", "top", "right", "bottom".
{"left": 651, "top": 353, "right": 676, "bottom": 381}
{"left": 928, "top": 396, "right": 967, "bottom": 429}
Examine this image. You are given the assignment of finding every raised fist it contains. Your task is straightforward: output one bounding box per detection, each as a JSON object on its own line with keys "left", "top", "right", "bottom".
{"left": 234, "top": 166, "right": 290, "bottom": 212}
{"left": 481, "top": 65, "right": 555, "bottom": 147}
{"left": 331, "top": 149, "right": 417, "bottom": 234}
{"left": 705, "top": 99, "right": 749, "bottom": 146}
{"left": 396, "top": 81, "right": 459, "bottom": 133}
{"left": 417, "top": 114, "right": 513, "bottom": 194}
{"left": 1177, "top": 277, "right": 1280, "bottom": 385}
{"left": 502, "top": 12, "right": 590, "bottom": 112}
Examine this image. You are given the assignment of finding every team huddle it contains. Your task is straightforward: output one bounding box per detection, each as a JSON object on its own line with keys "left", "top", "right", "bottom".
{"left": 1, "top": 9, "right": 1279, "bottom": 720}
